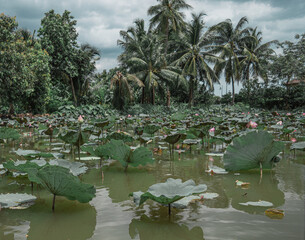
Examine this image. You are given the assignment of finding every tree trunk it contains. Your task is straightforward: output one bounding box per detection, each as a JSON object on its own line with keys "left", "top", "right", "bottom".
{"left": 188, "top": 76, "right": 194, "bottom": 107}
{"left": 70, "top": 77, "right": 78, "bottom": 106}
{"left": 231, "top": 76, "right": 235, "bottom": 105}
{"left": 246, "top": 64, "right": 250, "bottom": 103}
{"left": 166, "top": 88, "right": 170, "bottom": 107}
{"left": 152, "top": 85, "right": 155, "bottom": 105}
{"left": 165, "top": 18, "right": 169, "bottom": 55}
{"left": 8, "top": 103, "right": 14, "bottom": 115}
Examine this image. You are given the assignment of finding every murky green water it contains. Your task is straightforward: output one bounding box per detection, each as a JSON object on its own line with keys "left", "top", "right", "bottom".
{"left": 0, "top": 132, "right": 304, "bottom": 240}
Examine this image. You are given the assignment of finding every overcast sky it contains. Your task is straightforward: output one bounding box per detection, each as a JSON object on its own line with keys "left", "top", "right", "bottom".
{"left": 2, "top": 0, "right": 304, "bottom": 95}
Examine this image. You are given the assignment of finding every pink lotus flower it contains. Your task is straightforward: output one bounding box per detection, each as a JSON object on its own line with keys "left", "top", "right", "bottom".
{"left": 287, "top": 113, "right": 291, "bottom": 116}
{"left": 247, "top": 112, "right": 250, "bottom": 114}
{"left": 302, "top": 113, "right": 305, "bottom": 116}
{"left": 209, "top": 156, "right": 214, "bottom": 162}
{"left": 255, "top": 114, "right": 258, "bottom": 116}
{"left": 276, "top": 121, "right": 283, "bottom": 125}
{"left": 118, "top": 129, "right": 121, "bottom": 133}
{"left": 177, "top": 144, "right": 180, "bottom": 149}
{"left": 195, "top": 113, "right": 199, "bottom": 116}
{"left": 209, "top": 127, "right": 215, "bottom": 133}
{"left": 248, "top": 121, "right": 257, "bottom": 128}
{"left": 49, "top": 125, "right": 52, "bottom": 128}
{"left": 242, "top": 112, "right": 245, "bottom": 115}
{"left": 78, "top": 115, "right": 84, "bottom": 123}
{"left": 291, "top": 138, "right": 297, "bottom": 143}
{"left": 127, "top": 114, "right": 131, "bottom": 118}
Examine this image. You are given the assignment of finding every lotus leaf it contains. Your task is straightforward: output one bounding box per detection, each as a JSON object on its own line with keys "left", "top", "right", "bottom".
{"left": 143, "top": 124, "right": 161, "bottom": 135}
{"left": 104, "top": 140, "right": 154, "bottom": 170}
{"left": 106, "top": 131, "right": 134, "bottom": 142}
{"left": 223, "top": 131, "right": 284, "bottom": 171}
{"left": 49, "top": 159, "right": 88, "bottom": 176}
{"left": 239, "top": 200, "right": 273, "bottom": 207}
{"left": 132, "top": 178, "right": 207, "bottom": 206}
{"left": 59, "top": 130, "right": 89, "bottom": 146}
{"left": 30, "top": 165, "right": 96, "bottom": 211}
{"left": 0, "top": 193, "right": 36, "bottom": 209}
{"left": 290, "top": 141, "right": 305, "bottom": 150}
{"left": 0, "top": 127, "right": 20, "bottom": 140}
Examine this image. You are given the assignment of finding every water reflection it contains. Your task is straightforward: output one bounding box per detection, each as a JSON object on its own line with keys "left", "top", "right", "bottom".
{"left": 0, "top": 198, "right": 96, "bottom": 240}
{"left": 129, "top": 215, "right": 204, "bottom": 240}
{"left": 222, "top": 172, "right": 285, "bottom": 214}
{"left": 83, "top": 166, "right": 156, "bottom": 203}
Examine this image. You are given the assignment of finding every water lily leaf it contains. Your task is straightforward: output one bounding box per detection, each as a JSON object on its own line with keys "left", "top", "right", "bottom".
{"left": 132, "top": 178, "right": 207, "bottom": 206}
{"left": 81, "top": 145, "right": 109, "bottom": 158}
{"left": 32, "top": 165, "right": 95, "bottom": 203}
{"left": 239, "top": 200, "right": 273, "bottom": 207}
{"left": 3, "top": 160, "right": 42, "bottom": 173}
{"left": 0, "top": 127, "right": 20, "bottom": 140}
{"left": 223, "top": 131, "right": 284, "bottom": 171}
{"left": 0, "top": 193, "right": 36, "bottom": 209}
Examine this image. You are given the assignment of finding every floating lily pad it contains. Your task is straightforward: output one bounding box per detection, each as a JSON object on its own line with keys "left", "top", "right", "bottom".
{"left": 239, "top": 200, "right": 273, "bottom": 207}
{"left": 0, "top": 193, "right": 36, "bottom": 209}
{"left": 290, "top": 142, "right": 305, "bottom": 150}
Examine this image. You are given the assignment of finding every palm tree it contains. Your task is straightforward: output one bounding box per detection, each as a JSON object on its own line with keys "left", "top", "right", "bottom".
{"left": 148, "top": 0, "right": 192, "bottom": 54}
{"left": 172, "top": 12, "right": 219, "bottom": 106}
{"left": 72, "top": 43, "right": 101, "bottom": 105}
{"left": 209, "top": 16, "right": 253, "bottom": 104}
{"left": 111, "top": 71, "right": 144, "bottom": 110}
{"left": 240, "top": 27, "right": 278, "bottom": 101}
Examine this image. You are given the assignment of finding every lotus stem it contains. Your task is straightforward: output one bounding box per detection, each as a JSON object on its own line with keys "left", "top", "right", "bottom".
{"left": 168, "top": 204, "right": 171, "bottom": 216}
{"left": 260, "top": 162, "right": 263, "bottom": 183}
{"left": 52, "top": 194, "right": 56, "bottom": 212}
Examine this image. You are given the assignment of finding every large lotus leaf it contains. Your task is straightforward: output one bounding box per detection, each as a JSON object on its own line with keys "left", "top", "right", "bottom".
{"left": 0, "top": 127, "right": 20, "bottom": 140}
{"left": 104, "top": 140, "right": 130, "bottom": 167}
{"left": 129, "top": 147, "right": 154, "bottom": 167}
{"left": 33, "top": 165, "right": 95, "bottom": 203}
{"left": 81, "top": 145, "right": 109, "bottom": 158}
{"left": 106, "top": 131, "right": 134, "bottom": 142}
{"left": 135, "top": 178, "right": 207, "bottom": 205}
{"left": 0, "top": 193, "right": 36, "bottom": 208}
{"left": 143, "top": 124, "right": 161, "bottom": 135}
{"left": 14, "top": 149, "right": 54, "bottom": 159}
{"left": 49, "top": 159, "right": 88, "bottom": 176}
{"left": 3, "top": 160, "right": 42, "bottom": 173}
{"left": 164, "top": 133, "right": 182, "bottom": 144}
{"left": 59, "top": 130, "right": 89, "bottom": 146}
{"left": 171, "top": 113, "right": 186, "bottom": 121}
{"left": 223, "top": 131, "right": 284, "bottom": 171}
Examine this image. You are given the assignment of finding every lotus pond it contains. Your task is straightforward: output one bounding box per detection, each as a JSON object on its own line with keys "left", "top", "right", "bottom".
{"left": 0, "top": 109, "right": 304, "bottom": 240}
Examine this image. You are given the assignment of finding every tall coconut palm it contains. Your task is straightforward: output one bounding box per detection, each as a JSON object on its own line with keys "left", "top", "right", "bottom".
{"left": 240, "top": 27, "right": 278, "bottom": 101}
{"left": 148, "top": 0, "right": 192, "bottom": 54}
{"left": 209, "top": 16, "right": 253, "bottom": 104}
{"left": 172, "top": 12, "right": 219, "bottom": 106}
{"left": 128, "top": 33, "right": 186, "bottom": 104}
{"left": 111, "top": 71, "right": 144, "bottom": 110}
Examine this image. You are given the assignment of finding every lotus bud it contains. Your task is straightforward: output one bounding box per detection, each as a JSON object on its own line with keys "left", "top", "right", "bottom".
{"left": 276, "top": 121, "right": 282, "bottom": 125}
{"left": 128, "top": 114, "right": 131, "bottom": 118}
{"left": 78, "top": 115, "right": 84, "bottom": 123}
{"left": 286, "top": 113, "right": 291, "bottom": 116}
{"left": 209, "top": 127, "right": 215, "bottom": 133}
{"left": 291, "top": 138, "right": 296, "bottom": 143}
{"left": 177, "top": 144, "right": 180, "bottom": 149}
{"left": 195, "top": 113, "right": 199, "bottom": 116}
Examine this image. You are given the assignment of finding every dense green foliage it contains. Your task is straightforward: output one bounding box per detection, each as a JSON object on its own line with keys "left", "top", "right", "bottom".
{"left": 0, "top": 1, "right": 304, "bottom": 113}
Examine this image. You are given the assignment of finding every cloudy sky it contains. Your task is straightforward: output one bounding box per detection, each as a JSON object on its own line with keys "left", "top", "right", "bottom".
{"left": 2, "top": 0, "right": 304, "bottom": 95}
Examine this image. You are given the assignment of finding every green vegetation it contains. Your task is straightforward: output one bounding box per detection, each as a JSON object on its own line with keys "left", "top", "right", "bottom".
{"left": 0, "top": 1, "right": 304, "bottom": 114}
